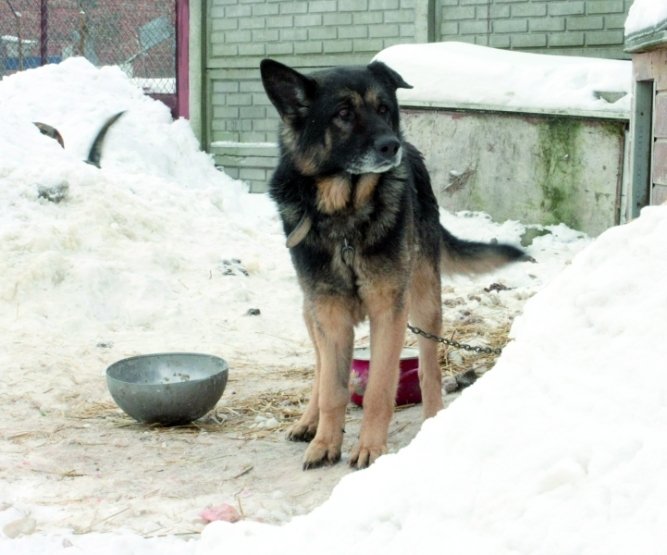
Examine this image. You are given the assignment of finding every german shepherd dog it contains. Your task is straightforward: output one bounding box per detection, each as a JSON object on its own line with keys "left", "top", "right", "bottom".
{"left": 34, "top": 111, "right": 125, "bottom": 167}
{"left": 260, "top": 59, "right": 527, "bottom": 470}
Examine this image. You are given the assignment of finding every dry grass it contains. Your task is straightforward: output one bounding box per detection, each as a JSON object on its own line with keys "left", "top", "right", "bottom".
{"left": 437, "top": 321, "right": 512, "bottom": 378}
{"left": 60, "top": 321, "right": 510, "bottom": 440}
{"left": 204, "top": 321, "right": 510, "bottom": 437}
{"left": 67, "top": 401, "right": 122, "bottom": 420}
{"left": 211, "top": 389, "right": 311, "bottom": 437}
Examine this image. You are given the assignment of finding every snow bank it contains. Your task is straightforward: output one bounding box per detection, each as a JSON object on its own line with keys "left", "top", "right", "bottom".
{"left": 0, "top": 57, "right": 245, "bottom": 191}
{"left": 0, "top": 57, "right": 297, "bottom": 552}
{"left": 625, "top": 0, "right": 667, "bottom": 36}
{"left": 197, "top": 205, "right": 667, "bottom": 554}
{"left": 2, "top": 201, "right": 665, "bottom": 553}
{"left": 0, "top": 58, "right": 279, "bottom": 347}
{"left": 374, "top": 42, "right": 631, "bottom": 117}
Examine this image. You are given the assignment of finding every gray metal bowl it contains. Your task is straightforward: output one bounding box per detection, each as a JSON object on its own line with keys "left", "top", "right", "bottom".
{"left": 106, "top": 353, "right": 228, "bottom": 425}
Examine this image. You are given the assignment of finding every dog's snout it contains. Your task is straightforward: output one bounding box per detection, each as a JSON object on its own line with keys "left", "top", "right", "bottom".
{"left": 374, "top": 136, "right": 401, "bottom": 159}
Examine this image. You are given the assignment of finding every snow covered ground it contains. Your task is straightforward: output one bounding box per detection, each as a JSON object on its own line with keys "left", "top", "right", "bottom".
{"left": 1, "top": 33, "right": 666, "bottom": 555}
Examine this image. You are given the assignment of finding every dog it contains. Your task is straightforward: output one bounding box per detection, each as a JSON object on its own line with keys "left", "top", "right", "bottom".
{"left": 84, "top": 111, "right": 126, "bottom": 168}
{"left": 33, "top": 110, "right": 125, "bottom": 168}
{"left": 260, "top": 59, "right": 528, "bottom": 470}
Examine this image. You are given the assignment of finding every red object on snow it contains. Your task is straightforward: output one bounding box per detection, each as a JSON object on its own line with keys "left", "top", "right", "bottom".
{"left": 200, "top": 503, "right": 241, "bottom": 523}
{"left": 350, "top": 347, "right": 421, "bottom": 407}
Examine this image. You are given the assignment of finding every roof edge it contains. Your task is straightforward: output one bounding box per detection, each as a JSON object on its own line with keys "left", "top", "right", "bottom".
{"left": 625, "top": 20, "right": 667, "bottom": 53}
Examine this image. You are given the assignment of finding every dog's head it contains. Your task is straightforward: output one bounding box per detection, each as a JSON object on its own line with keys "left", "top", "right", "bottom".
{"left": 260, "top": 59, "right": 412, "bottom": 177}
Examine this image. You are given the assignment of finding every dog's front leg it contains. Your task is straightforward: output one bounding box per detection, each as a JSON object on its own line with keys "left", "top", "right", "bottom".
{"left": 351, "top": 287, "right": 408, "bottom": 469}
{"left": 409, "top": 262, "right": 444, "bottom": 419}
{"left": 301, "top": 296, "right": 354, "bottom": 470}
{"left": 287, "top": 306, "right": 320, "bottom": 442}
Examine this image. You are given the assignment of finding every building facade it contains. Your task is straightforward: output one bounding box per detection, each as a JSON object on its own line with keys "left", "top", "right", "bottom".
{"left": 191, "top": 0, "right": 634, "bottom": 191}
{"left": 626, "top": 11, "right": 667, "bottom": 212}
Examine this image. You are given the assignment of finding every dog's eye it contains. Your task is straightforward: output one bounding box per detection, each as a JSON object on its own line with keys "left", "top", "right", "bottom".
{"left": 336, "top": 108, "right": 354, "bottom": 122}
{"left": 378, "top": 104, "right": 390, "bottom": 116}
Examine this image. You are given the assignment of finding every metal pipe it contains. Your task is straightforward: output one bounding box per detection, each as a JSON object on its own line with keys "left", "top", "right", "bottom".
{"left": 40, "top": 0, "right": 48, "bottom": 66}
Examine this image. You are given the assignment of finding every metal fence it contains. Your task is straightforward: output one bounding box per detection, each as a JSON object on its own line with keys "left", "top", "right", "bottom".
{"left": 0, "top": 0, "right": 176, "bottom": 96}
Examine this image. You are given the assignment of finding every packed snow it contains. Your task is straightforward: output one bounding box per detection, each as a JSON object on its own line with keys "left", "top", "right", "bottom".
{"left": 2, "top": 26, "right": 667, "bottom": 555}
{"left": 197, "top": 205, "right": 667, "bottom": 555}
{"left": 625, "top": 0, "right": 667, "bottom": 36}
{"left": 374, "top": 42, "right": 631, "bottom": 117}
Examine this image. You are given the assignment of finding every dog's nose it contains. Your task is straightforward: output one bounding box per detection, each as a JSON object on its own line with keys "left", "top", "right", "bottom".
{"left": 374, "top": 136, "right": 401, "bottom": 159}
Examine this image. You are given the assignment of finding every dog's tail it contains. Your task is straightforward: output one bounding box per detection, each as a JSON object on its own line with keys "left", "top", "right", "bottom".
{"left": 440, "top": 225, "right": 532, "bottom": 275}
{"left": 85, "top": 111, "right": 126, "bottom": 168}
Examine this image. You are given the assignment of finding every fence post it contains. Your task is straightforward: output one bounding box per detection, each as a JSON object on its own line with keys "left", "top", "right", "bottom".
{"left": 40, "top": 0, "right": 47, "bottom": 65}
{"left": 176, "top": 0, "right": 189, "bottom": 119}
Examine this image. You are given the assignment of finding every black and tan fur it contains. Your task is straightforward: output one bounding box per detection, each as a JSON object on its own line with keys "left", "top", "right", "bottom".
{"left": 84, "top": 110, "right": 126, "bottom": 168}
{"left": 33, "top": 122, "right": 65, "bottom": 148}
{"left": 33, "top": 110, "right": 125, "bottom": 168}
{"left": 260, "top": 59, "right": 528, "bottom": 470}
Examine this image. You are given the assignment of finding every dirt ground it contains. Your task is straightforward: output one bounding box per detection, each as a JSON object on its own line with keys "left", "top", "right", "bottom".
{"left": 0, "top": 330, "right": 495, "bottom": 539}
{"left": 0, "top": 268, "right": 528, "bottom": 540}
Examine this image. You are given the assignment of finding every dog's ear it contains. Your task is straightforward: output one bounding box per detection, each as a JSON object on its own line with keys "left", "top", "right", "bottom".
{"left": 260, "top": 59, "right": 317, "bottom": 120}
{"left": 367, "top": 61, "right": 413, "bottom": 90}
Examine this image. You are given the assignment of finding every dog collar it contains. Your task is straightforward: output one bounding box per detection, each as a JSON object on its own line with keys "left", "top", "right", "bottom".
{"left": 285, "top": 213, "right": 312, "bottom": 248}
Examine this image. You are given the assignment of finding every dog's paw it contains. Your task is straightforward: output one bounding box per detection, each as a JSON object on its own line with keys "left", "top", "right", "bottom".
{"left": 302, "top": 439, "right": 341, "bottom": 470}
{"left": 287, "top": 421, "right": 317, "bottom": 443}
{"left": 349, "top": 443, "right": 387, "bottom": 469}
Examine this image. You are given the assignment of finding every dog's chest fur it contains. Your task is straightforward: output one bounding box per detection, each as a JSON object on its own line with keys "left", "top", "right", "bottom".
{"left": 271, "top": 164, "right": 414, "bottom": 298}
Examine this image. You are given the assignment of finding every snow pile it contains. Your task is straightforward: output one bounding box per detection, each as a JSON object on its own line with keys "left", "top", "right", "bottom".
{"left": 2, "top": 53, "right": 665, "bottom": 555}
{"left": 0, "top": 58, "right": 285, "bottom": 348}
{"left": 197, "top": 205, "right": 667, "bottom": 555}
{"left": 374, "top": 42, "right": 631, "bottom": 116}
{"left": 625, "top": 0, "right": 667, "bottom": 36}
{"left": 0, "top": 57, "right": 237, "bottom": 190}
{"left": 0, "top": 57, "right": 304, "bottom": 550}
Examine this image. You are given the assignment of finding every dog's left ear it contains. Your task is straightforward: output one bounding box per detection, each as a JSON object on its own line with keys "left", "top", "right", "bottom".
{"left": 367, "top": 61, "right": 413, "bottom": 90}
{"left": 260, "top": 59, "right": 317, "bottom": 121}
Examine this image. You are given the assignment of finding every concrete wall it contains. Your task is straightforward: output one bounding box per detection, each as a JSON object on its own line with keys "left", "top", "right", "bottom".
{"left": 400, "top": 108, "right": 627, "bottom": 235}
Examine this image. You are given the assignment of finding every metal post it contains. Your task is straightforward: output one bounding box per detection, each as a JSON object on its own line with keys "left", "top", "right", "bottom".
{"left": 3, "top": 0, "right": 23, "bottom": 69}
{"left": 78, "top": 9, "right": 87, "bottom": 57}
{"left": 40, "top": 0, "right": 47, "bottom": 66}
{"left": 630, "top": 80, "right": 654, "bottom": 218}
{"left": 176, "top": 0, "right": 189, "bottom": 119}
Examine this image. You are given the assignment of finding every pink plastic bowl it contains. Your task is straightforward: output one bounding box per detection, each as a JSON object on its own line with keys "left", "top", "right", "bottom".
{"left": 350, "top": 347, "right": 421, "bottom": 407}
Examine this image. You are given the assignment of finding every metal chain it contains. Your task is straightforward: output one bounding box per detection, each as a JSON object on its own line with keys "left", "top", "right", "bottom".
{"left": 407, "top": 323, "right": 503, "bottom": 355}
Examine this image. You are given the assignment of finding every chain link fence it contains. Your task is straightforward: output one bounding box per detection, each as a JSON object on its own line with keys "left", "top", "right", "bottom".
{"left": 1, "top": 0, "right": 176, "bottom": 96}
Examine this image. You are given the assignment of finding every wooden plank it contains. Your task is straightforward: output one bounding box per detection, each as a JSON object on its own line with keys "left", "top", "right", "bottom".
{"left": 632, "top": 53, "right": 651, "bottom": 81}
{"left": 655, "top": 93, "right": 667, "bottom": 138}
{"left": 176, "top": 0, "right": 189, "bottom": 119}
{"left": 657, "top": 50, "right": 667, "bottom": 91}
{"left": 632, "top": 49, "right": 667, "bottom": 91}
{"left": 652, "top": 184, "right": 667, "bottom": 205}
{"left": 652, "top": 140, "right": 667, "bottom": 186}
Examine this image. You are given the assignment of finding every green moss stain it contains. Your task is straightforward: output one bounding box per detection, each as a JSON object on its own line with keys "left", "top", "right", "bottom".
{"left": 537, "top": 118, "right": 582, "bottom": 230}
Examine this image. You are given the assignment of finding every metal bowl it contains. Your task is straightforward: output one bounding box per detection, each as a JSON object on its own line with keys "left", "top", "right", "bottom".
{"left": 106, "top": 353, "right": 228, "bottom": 425}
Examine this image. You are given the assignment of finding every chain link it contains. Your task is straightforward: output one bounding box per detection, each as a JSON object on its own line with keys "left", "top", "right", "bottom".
{"left": 407, "top": 324, "right": 503, "bottom": 355}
